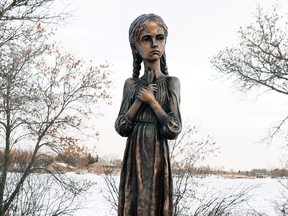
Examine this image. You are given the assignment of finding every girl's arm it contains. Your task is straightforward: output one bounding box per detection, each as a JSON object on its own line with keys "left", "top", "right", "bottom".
{"left": 115, "top": 78, "right": 144, "bottom": 137}
{"left": 124, "top": 98, "right": 143, "bottom": 123}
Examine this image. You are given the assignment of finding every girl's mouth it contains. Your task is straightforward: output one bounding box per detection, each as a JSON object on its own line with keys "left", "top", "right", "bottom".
{"left": 150, "top": 50, "right": 160, "bottom": 54}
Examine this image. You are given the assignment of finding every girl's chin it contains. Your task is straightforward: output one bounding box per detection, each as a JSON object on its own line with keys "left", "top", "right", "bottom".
{"left": 144, "top": 57, "right": 161, "bottom": 62}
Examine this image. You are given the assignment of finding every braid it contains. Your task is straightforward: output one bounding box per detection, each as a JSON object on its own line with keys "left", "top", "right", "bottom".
{"left": 161, "top": 51, "right": 168, "bottom": 75}
{"left": 132, "top": 52, "right": 142, "bottom": 78}
{"left": 162, "top": 65, "right": 168, "bottom": 76}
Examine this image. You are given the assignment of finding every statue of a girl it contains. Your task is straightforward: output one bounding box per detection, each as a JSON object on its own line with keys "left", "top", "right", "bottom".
{"left": 115, "top": 13, "right": 182, "bottom": 216}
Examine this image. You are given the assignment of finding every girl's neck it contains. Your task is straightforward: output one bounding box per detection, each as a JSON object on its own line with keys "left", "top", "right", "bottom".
{"left": 143, "top": 61, "right": 163, "bottom": 79}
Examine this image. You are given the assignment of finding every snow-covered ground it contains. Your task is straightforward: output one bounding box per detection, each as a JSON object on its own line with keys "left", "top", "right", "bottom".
{"left": 68, "top": 173, "right": 287, "bottom": 216}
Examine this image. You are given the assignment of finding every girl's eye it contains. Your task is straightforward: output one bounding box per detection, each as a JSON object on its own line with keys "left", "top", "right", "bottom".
{"left": 157, "top": 35, "right": 165, "bottom": 41}
{"left": 142, "top": 36, "right": 150, "bottom": 43}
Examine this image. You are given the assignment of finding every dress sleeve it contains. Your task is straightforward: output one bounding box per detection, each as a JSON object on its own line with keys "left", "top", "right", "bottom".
{"left": 114, "top": 79, "right": 136, "bottom": 137}
{"left": 159, "top": 77, "right": 182, "bottom": 140}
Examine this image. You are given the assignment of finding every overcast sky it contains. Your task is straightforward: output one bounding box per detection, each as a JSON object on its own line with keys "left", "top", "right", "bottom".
{"left": 54, "top": 0, "right": 288, "bottom": 171}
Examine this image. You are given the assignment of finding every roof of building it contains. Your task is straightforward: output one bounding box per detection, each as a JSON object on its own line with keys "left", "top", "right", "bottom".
{"left": 91, "top": 159, "right": 115, "bottom": 167}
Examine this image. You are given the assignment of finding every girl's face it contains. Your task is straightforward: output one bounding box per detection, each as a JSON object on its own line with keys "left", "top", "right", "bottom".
{"left": 135, "top": 21, "right": 165, "bottom": 62}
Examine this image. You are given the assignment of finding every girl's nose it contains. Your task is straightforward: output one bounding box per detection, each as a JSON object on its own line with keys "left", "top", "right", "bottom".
{"left": 151, "top": 38, "right": 158, "bottom": 47}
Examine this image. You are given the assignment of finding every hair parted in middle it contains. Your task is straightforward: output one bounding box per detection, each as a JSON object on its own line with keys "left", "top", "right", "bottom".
{"left": 129, "top": 13, "right": 169, "bottom": 78}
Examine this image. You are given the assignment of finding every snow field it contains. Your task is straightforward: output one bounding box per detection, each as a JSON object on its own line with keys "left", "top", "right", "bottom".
{"left": 69, "top": 173, "right": 287, "bottom": 216}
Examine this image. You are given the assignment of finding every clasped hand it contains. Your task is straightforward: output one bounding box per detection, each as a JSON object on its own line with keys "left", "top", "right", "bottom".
{"left": 137, "top": 84, "right": 157, "bottom": 104}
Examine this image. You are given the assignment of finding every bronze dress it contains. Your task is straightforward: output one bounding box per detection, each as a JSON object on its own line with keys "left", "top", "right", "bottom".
{"left": 115, "top": 75, "right": 181, "bottom": 216}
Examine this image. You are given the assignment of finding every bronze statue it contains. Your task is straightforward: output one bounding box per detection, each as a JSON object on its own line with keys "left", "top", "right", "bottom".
{"left": 115, "top": 13, "right": 182, "bottom": 216}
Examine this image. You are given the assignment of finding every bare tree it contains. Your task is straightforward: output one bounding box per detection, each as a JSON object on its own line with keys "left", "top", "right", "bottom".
{"left": 273, "top": 178, "right": 288, "bottom": 216}
{"left": 271, "top": 159, "right": 288, "bottom": 216}
{"left": 101, "top": 168, "right": 120, "bottom": 213}
{"left": 193, "top": 183, "right": 263, "bottom": 216}
{"left": 210, "top": 3, "right": 288, "bottom": 144}
{"left": 0, "top": 1, "right": 112, "bottom": 215}
{"left": 169, "top": 124, "right": 219, "bottom": 215}
{"left": 99, "top": 155, "right": 122, "bottom": 213}
{"left": 0, "top": 0, "right": 71, "bottom": 47}
{"left": 5, "top": 172, "right": 94, "bottom": 215}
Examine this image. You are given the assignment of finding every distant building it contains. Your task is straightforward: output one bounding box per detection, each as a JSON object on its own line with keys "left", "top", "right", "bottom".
{"left": 254, "top": 173, "right": 266, "bottom": 178}
{"left": 253, "top": 169, "right": 267, "bottom": 178}
{"left": 222, "top": 174, "right": 251, "bottom": 179}
{"left": 88, "top": 158, "right": 116, "bottom": 174}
